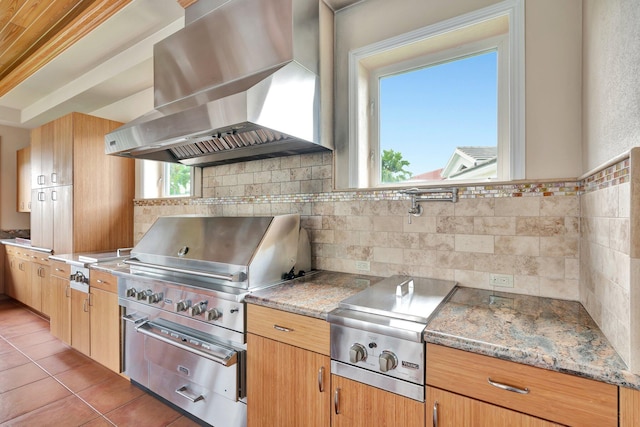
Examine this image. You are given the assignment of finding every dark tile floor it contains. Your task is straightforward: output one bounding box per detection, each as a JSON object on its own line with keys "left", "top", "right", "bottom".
{"left": 0, "top": 297, "right": 202, "bottom": 426}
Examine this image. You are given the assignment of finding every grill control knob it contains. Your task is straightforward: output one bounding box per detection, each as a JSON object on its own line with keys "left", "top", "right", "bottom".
{"left": 349, "top": 343, "right": 367, "bottom": 364}
{"left": 126, "top": 288, "right": 137, "bottom": 298}
{"left": 189, "top": 301, "right": 208, "bottom": 316}
{"left": 379, "top": 350, "right": 398, "bottom": 372}
{"left": 136, "top": 290, "right": 152, "bottom": 301}
{"left": 146, "top": 292, "right": 163, "bottom": 304}
{"left": 175, "top": 300, "right": 191, "bottom": 312}
{"left": 206, "top": 308, "right": 222, "bottom": 321}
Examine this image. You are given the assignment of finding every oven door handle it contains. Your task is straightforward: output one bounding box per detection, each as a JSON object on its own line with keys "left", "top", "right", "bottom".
{"left": 125, "top": 259, "right": 246, "bottom": 283}
{"left": 135, "top": 322, "right": 238, "bottom": 367}
{"left": 122, "top": 313, "right": 149, "bottom": 325}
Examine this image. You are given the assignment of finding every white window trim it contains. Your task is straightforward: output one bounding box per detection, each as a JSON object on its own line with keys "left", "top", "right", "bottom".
{"left": 348, "top": 0, "right": 525, "bottom": 188}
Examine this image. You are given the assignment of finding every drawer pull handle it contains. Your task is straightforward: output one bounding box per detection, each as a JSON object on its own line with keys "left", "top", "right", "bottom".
{"left": 488, "top": 378, "right": 530, "bottom": 394}
{"left": 334, "top": 387, "right": 341, "bottom": 414}
{"left": 318, "top": 366, "right": 325, "bottom": 392}
{"left": 433, "top": 401, "right": 439, "bottom": 427}
{"left": 273, "top": 324, "right": 293, "bottom": 333}
{"left": 175, "top": 386, "right": 204, "bottom": 403}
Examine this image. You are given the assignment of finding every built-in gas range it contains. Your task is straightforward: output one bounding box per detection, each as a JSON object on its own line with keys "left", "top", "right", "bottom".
{"left": 328, "top": 276, "right": 457, "bottom": 402}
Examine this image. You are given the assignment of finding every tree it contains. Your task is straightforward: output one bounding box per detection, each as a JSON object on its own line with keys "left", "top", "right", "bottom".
{"left": 169, "top": 164, "right": 191, "bottom": 195}
{"left": 381, "top": 149, "right": 412, "bottom": 182}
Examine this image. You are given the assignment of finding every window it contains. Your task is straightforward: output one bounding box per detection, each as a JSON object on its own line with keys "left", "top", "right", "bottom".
{"left": 348, "top": 0, "right": 524, "bottom": 188}
{"left": 140, "top": 160, "right": 197, "bottom": 198}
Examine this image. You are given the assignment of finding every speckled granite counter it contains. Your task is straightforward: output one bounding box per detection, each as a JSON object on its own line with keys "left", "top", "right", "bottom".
{"left": 245, "top": 271, "right": 383, "bottom": 319}
{"left": 425, "top": 287, "right": 640, "bottom": 389}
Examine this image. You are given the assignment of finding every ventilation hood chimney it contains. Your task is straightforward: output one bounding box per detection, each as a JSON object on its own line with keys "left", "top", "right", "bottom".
{"left": 105, "top": 0, "right": 333, "bottom": 167}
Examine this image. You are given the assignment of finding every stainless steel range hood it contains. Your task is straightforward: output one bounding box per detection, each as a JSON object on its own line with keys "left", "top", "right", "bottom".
{"left": 105, "top": 0, "right": 333, "bottom": 167}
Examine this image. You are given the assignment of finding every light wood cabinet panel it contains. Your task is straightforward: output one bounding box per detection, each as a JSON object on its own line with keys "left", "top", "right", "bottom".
{"left": 17, "top": 146, "right": 31, "bottom": 212}
{"left": 29, "top": 112, "right": 134, "bottom": 254}
{"left": 89, "top": 271, "right": 121, "bottom": 373}
{"left": 427, "top": 387, "right": 561, "bottom": 427}
{"left": 247, "top": 333, "right": 330, "bottom": 427}
{"left": 426, "top": 344, "right": 618, "bottom": 427}
{"left": 71, "top": 288, "right": 91, "bottom": 356}
{"left": 49, "top": 272, "right": 71, "bottom": 344}
{"left": 620, "top": 387, "right": 640, "bottom": 427}
{"left": 331, "top": 374, "right": 425, "bottom": 427}
{"left": 247, "top": 304, "right": 330, "bottom": 355}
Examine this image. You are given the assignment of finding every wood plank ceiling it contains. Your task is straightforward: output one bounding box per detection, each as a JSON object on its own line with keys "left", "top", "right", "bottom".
{"left": 0, "top": 0, "right": 194, "bottom": 98}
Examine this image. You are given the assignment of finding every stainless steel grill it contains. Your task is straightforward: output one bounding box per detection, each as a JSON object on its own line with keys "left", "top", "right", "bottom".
{"left": 115, "top": 214, "right": 308, "bottom": 427}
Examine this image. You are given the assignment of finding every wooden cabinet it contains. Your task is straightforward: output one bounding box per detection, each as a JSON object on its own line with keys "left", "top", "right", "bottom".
{"left": 30, "top": 112, "right": 134, "bottom": 254}
{"left": 332, "top": 374, "right": 425, "bottom": 427}
{"left": 49, "top": 260, "right": 71, "bottom": 344}
{"left": 5, "top": 247, "right": 32, "bottom": 305}
{"left": 247, "top": 304, "right": 330, "bottom": 427}
{"left": 427, "top": 387, "right": 560, "bottom": 427}
{"left": 17, "top": 146, "right": 31, "bottom": 212}
{"left": 620, "top": 387, "right": 640, "bottom": 427}
{"left": 89, "top": 269, "right": 121, "bottom": 373}
{"left": 426, "top": 344, "right": 618, "bottom": 427}
{"left": 71, "top": 287, "right": 91, "bottom": 356}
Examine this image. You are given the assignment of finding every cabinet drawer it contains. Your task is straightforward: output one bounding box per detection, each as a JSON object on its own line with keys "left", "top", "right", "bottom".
{"left": 32, "top": 251, "right": 51, "bottom": 265}
{"left": 247, "top": 304, "right": 330, "bottom": 356}
{"left": 50, "top": 260, "right": 70, "bottom": 278}
{"left": 426, "top": 344, "right": 617, "bottom": 427}
{"left": 90, "top": 269, "right": 117, "bottom": 293}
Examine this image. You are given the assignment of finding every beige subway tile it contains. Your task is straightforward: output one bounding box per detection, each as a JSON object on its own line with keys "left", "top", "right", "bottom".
{"left": 513, "top": 256, "right": 539, "bottom": 276}
{"left": 565, "top": 258, "right": 579, "bottom": 280}
{"left": 253, "top": 203, "right": 272, "bottom": 215}
{"left": 302, "top": 215, "right": 323, "bottom": 230}
{"left": 261, "top": 158, "right": 282, "bottom": 171}
{"left": 454, "top": 270, "right": 489, "bottom": 289}
{"left": 280, "top": 155, "right": 301, "bottom": 169}
{"left": 539, "top": 236, "right": 578, "bottom": 257}
{"left": 245, "top": 184, "right": 264, "bottom": 196}
{"left": 454, "top": 198, "right": 494, "bottom": 217}
{"left": 300, "top": 153, "right": 324, "bottom": 167}
{"left": 335, "top": 231, "right": 361, "bottom": 246}
{"left": 373, "top": 216, "right": 403, "bottom": 232}
{"left": 322, "top": 215, "right": 346, "bottom": 230}
{"left": 322, "top": 178, "right": 333, "bottom": 192}
{"left": 334, "top": 201, "right": 352, "bottom": 216}
{"left": 262, "top": 182, "right": 281, "bottom": 195}
{"left": 420, "top": 233, "right": 455, "bottom": 251}
{"left": 474, "top": 217, "right": 516, "bottom": 235}
{"left": 539, "top": 278, "right": 579, "bottom": 300}
{"left": 227, "top": 162, "right": 246, "bottom": 175}
{"left": 454, "top": 234, "right": 494, "bottom": 254}
{"left": 312, "top": 165, "right": 332, "bottom": 180}
{"left": 494, "top": 197, "right": 540, "bottom": 217}
{"left": 436, "top": 251, "right": 475, "bottom": 270}
{"left": 270, "top": 203, "right": 292, "bottom": 215}
{"left": 228, "top": 185, "right": 246, "bottom": 197}
{"left": 281, "top": 181, "right": 301, "bottom": 194}
{"left": 291, "top": 167, "right": 312, "bottom": 181}
{"left": 312, "top": 202, "right": 334, "bottom": 215}
{"left": 202, "top": 188, "right": 216, "bottom": 198}
{"left": 301, "top": 179, "right": 323, "bottom": 193}
{"left": 610, "top": 218, "right": 630, "bottom": 255}
{"left": 436, "top": 216, "right": 474, "bottom": 234}
{"left": 346, "top": 216, "right": 373, "bottom": 231}
{"left": 214, "top": 186, "right": 231, "bottom": 197}
{"left": 387, "top": 232, "right": 420, "bottom": 249}
{"left": 346, "top": 245, "right": 373, "bottom": 260}
{"left": 222, "top": 204, "right": 239, "bottom": 216}
{"left": 540, "top": 195, "right": 579, "bottom": 217}
{"left": 360, "top": 231, "right": 389, "bottom": 247}
{"left": 495, "top": 236, "right": 539, "bottom": 256}
{"left": 373, "top": 247, "right": 404, "bottom": 264}
{"left": 618, "top": 182, "right": 631, "bottom": 217}
{"left": 535, "top": 256, "right": 566, "bottom": 279}
{"left": 272, "top": 169, "right": 291, "bottom": 183}
{"left": 512, "top": 275, "right": 540, "bottom": 296}
{"left": 310, "top": 229, "right": 335, "bottom": 244}
{"left": 236, "top": 204, "right": 254, "bottom": 215}
{"left": 414, "top": 265, "right": 455, "bottom": 281}
{"left": 236, "top": 173, "right": 254, "bottom": 185}
{"left": 420, "top": 202, "right": 455, "bottom": 217}
{"left": 213, "top": 164, "right": 231, "bottom": 176}
{"left": 254, "top": 171, "right": 272, "bottom": 184}
{"left": 473, "top": 254, "right": 516, "bottom": 274}
{"left": 244, "top": 159, "right": 263, "bottom": 173}
{"left": 402, "top": 249, "right": 437, "bottom": 266}
{"left": 291, "top": 203, "right": 312, "bottom": 216}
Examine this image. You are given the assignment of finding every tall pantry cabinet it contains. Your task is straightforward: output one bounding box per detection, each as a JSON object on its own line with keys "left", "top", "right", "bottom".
{"left": 30, "top": 112, "right": 134, "bottom": 254}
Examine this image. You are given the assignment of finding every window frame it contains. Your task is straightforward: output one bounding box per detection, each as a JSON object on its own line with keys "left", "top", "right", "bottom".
{"left": 347, "top": 0, "right": 525, "bottom": 188}
{"left": 138, "top": 160, "right": 200, "bottom": 199}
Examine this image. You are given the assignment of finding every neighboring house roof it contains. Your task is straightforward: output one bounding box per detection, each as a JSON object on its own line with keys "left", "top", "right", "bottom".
{"left": 441, "top": 146, "right": 497, "bottom": 180}
{"left": 409, "top": 168, "right": 444, "bottom": 181}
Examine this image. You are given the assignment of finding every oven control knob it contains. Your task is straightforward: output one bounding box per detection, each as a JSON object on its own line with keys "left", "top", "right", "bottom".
{"left": 206, "top": 308, "right": 222, "bottom": 321}
{"left": 125, "top": 288, "right": 137, "bottom": 298}
{"left": 146, "top": 292, "right": 163, "bottom": 304}
{"left": 175, "top": 300, "right": 191, "bottom": 312}
{"left": 379, "top": 350, "right": 398, "bottom": 372}
{"left": 349, "top": 343, "right": 367, "bottom": 364}
{"left": 189, "top": 302, "right": 208, "bottom": 316}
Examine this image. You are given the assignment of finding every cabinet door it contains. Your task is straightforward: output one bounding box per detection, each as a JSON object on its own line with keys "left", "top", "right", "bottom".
{"left": 50, "top": 274, "right": 71, "bottom": 344}
{"left": 89, "top": 287, "right": 120, "bottom": 372}
{"left": 30, "top": 188, "right": 53, "bottom": 250}
{"left": 31, "top": 120, "right": 54, "bottom": 188}
{"left": 17, "top": 146, "right": 31, "bottom": 212}
{"left": 29, "top": 263, "right": 44, "bottom": 312}
{"left": 52, "top": 185, "right": 73, "bottom": 254}
{"left": 620, "top": 387, "right": 640, "bottom": 427}
{"left": 4, "top": 252, "right": 17, "bottom": 298}
{"left": 52, "top": 113, "right": 73, "bottom": 186}
{"left": 13, "top": 257, "right": 31, "bottom": 305}
{"left": 71, "top": 288, "right": 91, "bottom": 356}
{"left": 247, "top": 334, "right": 330, "bottom": 427}
{"left": 427, "top": 387, "right": 561, "bottom": 427}
{"left": 331, "top": 375, "right": 425, "bottom": 427}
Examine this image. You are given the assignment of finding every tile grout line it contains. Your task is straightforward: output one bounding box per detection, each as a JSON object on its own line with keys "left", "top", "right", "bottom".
{"left": 0, "top": 311, "right": 117, "bottom": 426}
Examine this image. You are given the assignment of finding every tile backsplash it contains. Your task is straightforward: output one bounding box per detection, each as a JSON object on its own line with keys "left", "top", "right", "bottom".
{"left": 135, "top": 150, "right": 640, "bottom": 370}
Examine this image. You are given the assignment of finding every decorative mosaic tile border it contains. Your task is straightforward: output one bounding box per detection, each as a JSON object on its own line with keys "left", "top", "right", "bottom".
{"left": 133, "top": 156, "right": 629, "bottom": 207}
{"left": 582, "top": 157, "right": 630, "bottom": 193}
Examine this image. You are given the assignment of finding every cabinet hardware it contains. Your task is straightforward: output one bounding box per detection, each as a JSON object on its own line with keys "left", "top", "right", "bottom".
{"left": 51, "top": 172, "right": 57, "bottom": 183}
{"left": 65, "top": 286, "right": 70, "bottom": 298}
{"left": 273, "top": 324, "right": 293, "bottom": 333}
{"left": 97, "top": 279, "right": 108, "bottom": 284}
{"left": 487, "top": 377, "right": 530, "bottom": 394}
{"left": 433, "top": 401, "right": 439, "bottom": 427}
{"left": 334, "top": 388, "right": 341, "bottom": 415}
{"left": 83, "top": 298, "right": 89, "bottom": 312}
{"left": 175, "top": 386, "right": 204, "bottom": 403}
{"left": 318, "top": 366, "right": 325, "bottom": 393}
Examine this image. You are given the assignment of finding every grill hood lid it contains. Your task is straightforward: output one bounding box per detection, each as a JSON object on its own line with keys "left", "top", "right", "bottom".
{"left": 105, "top": 0, "right": 333, "bottom": 167}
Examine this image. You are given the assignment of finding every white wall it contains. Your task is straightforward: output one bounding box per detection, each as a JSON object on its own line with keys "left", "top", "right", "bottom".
{"left": 0, "top": 125, "right": 31, "bottom": 230}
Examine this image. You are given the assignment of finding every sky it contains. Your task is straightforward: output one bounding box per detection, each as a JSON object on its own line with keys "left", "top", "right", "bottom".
{"left": 379, "top": 50, "right": 498, "bottom": 178}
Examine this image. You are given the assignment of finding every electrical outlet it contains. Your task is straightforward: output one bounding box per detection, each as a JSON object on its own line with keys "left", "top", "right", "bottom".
{"left": 490, "top": 273, "right": 514, "bottom": 288}
{"left": 355, "top": 261, "right": 370, "bottom": 271}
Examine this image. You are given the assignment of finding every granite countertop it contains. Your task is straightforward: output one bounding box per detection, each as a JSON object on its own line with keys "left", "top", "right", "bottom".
{"left": 245, "top": 270, "right": 384, "bottom": 319}
{"left": 1, "top": 238, "right": 51, "bottom": 253}
{"left": 425, "top": 287, "right": 640, "bottom": 389}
